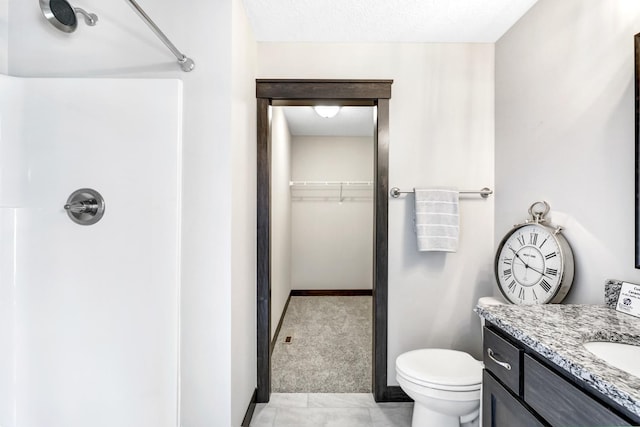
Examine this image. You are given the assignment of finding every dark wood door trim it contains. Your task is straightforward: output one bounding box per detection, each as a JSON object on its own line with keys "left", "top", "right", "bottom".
{"left": 256, "top": 79, "right": 393, "bottom": 403}
{"left": 256, "top": 97, "right": 271, "bottom": 401}
{"left": 256, "top": 79, "right": 392, "bottom": 100}
{"left": 373, "top": 98, "right": 390, "bottom": 401}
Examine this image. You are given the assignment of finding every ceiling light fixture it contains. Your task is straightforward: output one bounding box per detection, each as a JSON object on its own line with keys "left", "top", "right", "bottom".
{"left": 313, "top": 106, "right": 341, "bottom": 118}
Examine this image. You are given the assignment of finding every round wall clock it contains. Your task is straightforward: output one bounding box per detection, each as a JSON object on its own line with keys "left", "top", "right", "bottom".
{"left": 494, "top": 201, "right": 574, "bottom": 305}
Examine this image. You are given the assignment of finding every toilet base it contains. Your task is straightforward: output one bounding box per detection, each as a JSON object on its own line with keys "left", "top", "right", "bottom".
{"left": 412, "top": 403, "right": 460, "bottom": 427}
{"left": 461, "top": 417, "right": 479, "bottom": 427}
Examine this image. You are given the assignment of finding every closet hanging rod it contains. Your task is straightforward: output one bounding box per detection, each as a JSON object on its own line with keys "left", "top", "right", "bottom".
{"left": 389, "top": 187, "right": 493, "bottom": 199}
{"left": 126, "top": 0, "right": 195, "bottom": 72}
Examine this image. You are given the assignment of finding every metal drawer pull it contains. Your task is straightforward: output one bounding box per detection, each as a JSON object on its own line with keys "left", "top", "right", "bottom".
{"left": 487, "top": 348, "right": 512, "bottom": 371}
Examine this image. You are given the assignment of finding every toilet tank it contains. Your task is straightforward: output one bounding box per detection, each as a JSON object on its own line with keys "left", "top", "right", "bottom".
{"left": 478, "top": 296, "right": 507, "bottom": 307}
{"left": 477, "top": 296, "right": 507, "bottom": 328}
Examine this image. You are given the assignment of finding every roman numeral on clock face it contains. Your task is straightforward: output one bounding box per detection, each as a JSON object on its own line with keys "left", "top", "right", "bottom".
{"left": 540, "top": 279, "right": 552, "bottom": 293}
{"left": 539, "top": 237, "right": 548, "bottom": 249}
{"left": 529, "top": 233, "right": 538, "bottom": 245}
{"left": 517, "top": 235, "right": 526, "bottom": 246}
{"left": 545, "top": 267, "right": 558, "bottom": 276}
{"left": 508, "top": 280, "right": 516, "bottom": 292}
{"left": 518, "top": 288, "right": 525, "bottom": 299}
{"left": 545, "top": 252, "right": 557, "bottom": 260}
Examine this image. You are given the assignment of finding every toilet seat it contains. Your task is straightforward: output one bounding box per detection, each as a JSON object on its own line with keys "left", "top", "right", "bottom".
{"left": 396, "top": 349, "right": 482, "bottom": 392}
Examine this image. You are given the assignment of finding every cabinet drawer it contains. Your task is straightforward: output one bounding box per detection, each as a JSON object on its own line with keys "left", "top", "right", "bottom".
{"left": 524, "top": 354, "right": 632, "bottom": 426}
{"left": 484, "top": 327, "right": 522, "bottom": 395}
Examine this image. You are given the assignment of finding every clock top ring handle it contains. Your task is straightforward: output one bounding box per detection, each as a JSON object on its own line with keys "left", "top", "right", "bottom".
{"left": 528, "top": 200, "right": 550, "bottom": 224}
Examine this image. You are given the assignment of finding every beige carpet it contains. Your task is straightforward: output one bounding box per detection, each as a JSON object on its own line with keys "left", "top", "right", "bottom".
{"left": 271, "top": 296, "right": 372, "bottom": 393}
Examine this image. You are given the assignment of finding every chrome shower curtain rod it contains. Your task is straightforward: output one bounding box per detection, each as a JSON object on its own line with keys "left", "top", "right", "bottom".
{"left": 126, "top": 0, "right": 195, "bottom": 72}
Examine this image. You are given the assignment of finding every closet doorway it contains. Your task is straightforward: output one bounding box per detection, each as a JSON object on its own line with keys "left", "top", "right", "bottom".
{"left": 256, "top": 80, "right": 394, "bottom": 403}
{"left": 271, "top": 105, "right": 373, "bottom": 393}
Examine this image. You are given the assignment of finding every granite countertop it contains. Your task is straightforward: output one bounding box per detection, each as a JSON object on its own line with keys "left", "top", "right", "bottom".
{"left": 476, "top": 303, "right": 640, "bottom": 418}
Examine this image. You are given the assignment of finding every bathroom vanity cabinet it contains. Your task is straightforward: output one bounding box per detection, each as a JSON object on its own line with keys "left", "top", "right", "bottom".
{"left": 482, "top": 325, "right": 640, "bottom": 427}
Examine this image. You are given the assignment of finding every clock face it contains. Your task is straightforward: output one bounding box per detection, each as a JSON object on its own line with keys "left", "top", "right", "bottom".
{"left": 495, "top": 224, "right": 565, "bottom": 305}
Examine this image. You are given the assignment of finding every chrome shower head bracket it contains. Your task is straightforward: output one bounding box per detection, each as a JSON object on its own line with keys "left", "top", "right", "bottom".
{"left": 64, "top": 188, "right": 105, "bottom": 225}
{"left": 39, "top": 0, "right": 98, "bottom": 33}
{"left": 73, "top": 7, "right": 98, "bottom": 26}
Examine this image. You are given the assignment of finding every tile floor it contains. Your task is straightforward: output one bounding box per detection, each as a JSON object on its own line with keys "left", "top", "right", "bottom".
{"left": 249, "top": 393, "right": 413, "bottom": 427}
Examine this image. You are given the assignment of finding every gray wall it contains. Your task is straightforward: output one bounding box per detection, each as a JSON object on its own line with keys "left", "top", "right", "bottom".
{"left": 291, "top": 135, "right": 374, "bottom": 290}
{"left": 271, "top": 108, "right": 293, "bottom": 338}
{"left": 258, "top": 43, "right": 496, "bottom": 384}
{"left": 495, "top": 0, "right": 640, "bottom": 303}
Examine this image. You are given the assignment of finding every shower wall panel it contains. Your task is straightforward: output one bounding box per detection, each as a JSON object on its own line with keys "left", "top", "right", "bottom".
{"left": 0, "top": 75, "right": 26, "bottom": 208}
{"left": 1, "top": 76, "right": 182, "bottom": 427}
{"left": 0, "top": 207, "right": 16, "bottom": 427}
{"left": 0, "top": 74, "right": 20, "bottom": 427}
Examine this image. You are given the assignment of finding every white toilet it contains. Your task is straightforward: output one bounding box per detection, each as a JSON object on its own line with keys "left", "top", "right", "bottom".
{"left": 396, "top": 348, "right": 482, "bottom": 427}
{"left": 396, "top": 296, "right": 506, "bottom": 427}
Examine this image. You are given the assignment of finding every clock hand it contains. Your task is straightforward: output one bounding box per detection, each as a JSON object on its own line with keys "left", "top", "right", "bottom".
{"left": 525, "top": 264, "right": 553, "bottom": 279}
{"left": 512, "top": 257, "right": 527, "bottom": 268}
{"left": 508, "top": 246, "right": 552, "bottom": 282}
{"left": 508, "top": 246, "right": 531, "bottom": 269}
{"left": 518, "top": 247, "right": 553, "bottom": 279}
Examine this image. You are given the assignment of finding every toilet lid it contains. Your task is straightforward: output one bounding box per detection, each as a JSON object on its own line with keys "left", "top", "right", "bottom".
{"left": 396, "top": 349, "right": 482, "bottom": 387}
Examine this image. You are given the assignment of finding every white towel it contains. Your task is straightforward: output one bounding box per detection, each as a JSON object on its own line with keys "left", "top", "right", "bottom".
{"left": 414, "top": 188, "right": 459, "bottom": 252}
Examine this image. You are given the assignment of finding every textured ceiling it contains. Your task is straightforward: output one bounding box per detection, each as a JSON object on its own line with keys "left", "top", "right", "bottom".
{"left": 282, "top": 107, "right": 374, "bottom": 137}
{"left": 243, "top": 0, "right": 538, "bottom": 43}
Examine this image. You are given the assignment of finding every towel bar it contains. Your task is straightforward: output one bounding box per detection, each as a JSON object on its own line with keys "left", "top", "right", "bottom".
{"left": 390, "top": 187, "right": 493, "bottom": 199}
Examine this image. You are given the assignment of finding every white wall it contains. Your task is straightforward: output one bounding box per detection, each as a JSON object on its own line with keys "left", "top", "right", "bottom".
{"left": 0, "top": 0, "right": 6, "bottom": 73}
{"left": 271, "top": 108, "right": 293, "bottom": 338}
{"left": 0, "top": 75, "right": 16, "bottom": 427}
{"left": 496, "top": 0, "right": 640, "bottom": 304}
{"left": 5, "top": 0, "right": 258, "bottom": 425}
{"left": 230, "top": 0, "right": 257, "bottom": 421}
{"left": 291, "top": 135, "right": 373, "bottom": 290}
{"left": 0, "top": 206, "right": 14, "bottom": 426}
{"left": 258, "top": 43, "right": 495, "bottom": 384}
{"left": 0, "top": 75, "right": 181, "bottom": 427}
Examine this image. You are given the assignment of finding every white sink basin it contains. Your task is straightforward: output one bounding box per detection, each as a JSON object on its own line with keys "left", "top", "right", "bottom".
{"left": 583, "top": 341, "right": 640, "bottom": 378}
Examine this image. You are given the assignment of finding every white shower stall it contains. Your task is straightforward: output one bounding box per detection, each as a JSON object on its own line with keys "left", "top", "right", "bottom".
{"left": 0, "top": 75, "right": 182, "bottom": 427}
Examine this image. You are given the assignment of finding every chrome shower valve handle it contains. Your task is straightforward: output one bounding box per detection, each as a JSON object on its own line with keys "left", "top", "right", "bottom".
{"left": 64, "top": 199, "right": 99, "bottom": 215}
{"left": 64, "top": 189, "right": 105, "bottom": 225}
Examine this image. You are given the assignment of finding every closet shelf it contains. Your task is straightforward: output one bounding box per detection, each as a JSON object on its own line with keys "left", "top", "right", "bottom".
{"left": 289, "top": 180, "right": 373, "bottom": 188}
{"left": 289, "top": 180, "right": 373, "bottom": 201}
